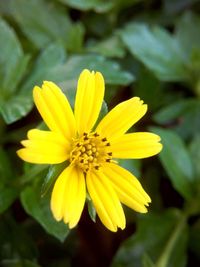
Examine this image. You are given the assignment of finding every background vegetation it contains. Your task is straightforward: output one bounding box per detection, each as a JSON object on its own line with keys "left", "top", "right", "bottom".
{"left": 0, "top": 0, "right": 200, "bottom": 266}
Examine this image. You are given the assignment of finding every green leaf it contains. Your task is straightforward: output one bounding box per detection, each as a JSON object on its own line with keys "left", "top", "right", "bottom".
{"left": 120, "top": 23, "right": 189, "bottom": 81}
{"left": 21, "top": 43, "right": 66, "bottom": 95}
{"left": 67, "top": 22, "right": 85, "bottom": 53}
{"left": 2, "top": 48, "right": 132, "bottom": 124}
{"left": 163, "top": 0, "right": 199, "bottom": 15}
{"left": 87, "top": 34, "right": 126, "bottom": 58}
{"left": 153, "top": 99, "right": 198, "bottom": 124}
{"left": 0, "top": 18, "right": 29, "bottom": 97}
{"left": 10, "top": 0, "right": 72, "bottom": 49}
{"left": 48, "top": 54, "right": 134, "bottom": 87}
{"left": 0, "top": 94, "right": 33, "bottom": 124}
{"left": 21, "top": 182, "right": 69, "bottom": 242}
{"left": 87, "top": 197, "right": 96, "bottom": 223}
{"left": 17, "top": 164, "right": 48, "bottom": 187}
{"left": 142, "top": 254, "right": 156, "bottom": 267}
{"left": 153, "top": 99, "right": 200, "bottom": 139}
{"left": 119, "top": 159, "right": 141, "bottom": 178}
{"left": 0, "top": 43, "right": 66, "bottom": 124}
{"left": 0, "top": 148, "right": 18, "bottom": 213}
{"left": 150, "top": 127, "right": 195, "bottom": 199}
{"left": 95, "top": 101, "right": 108, "bottom": 126}
{"left": 0, "top": 147, "right": 13, "bottom": 182}
{"left": 41, "top": 162, "right": 67, "bottom": 197}
{"left": 0, "top": 184, "right": 18, "bottom": 214}
{"left": 112, "top": 209, "right": 188, "bottom": 267}
{"left": 58, "top": 0, "right": 114, "bottom": 12}
{"left": 189, "top": 134, "right": 200, "bottom": 180}
{"left": 175, "top": 12, "right": 200, "bottom": 59}
{"left": 175, "top": 12, "right": 200, "bottom": 88}
{"left": 135, "top": 68, "right": 163, "bottom": 111}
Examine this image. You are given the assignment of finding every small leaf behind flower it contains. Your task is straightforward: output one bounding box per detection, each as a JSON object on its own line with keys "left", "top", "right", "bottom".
{"left": 41, "top": 162, "right": 68, "bottom": 197}
{"left": 21, "top": 181, "right": 70, "bottom": 242}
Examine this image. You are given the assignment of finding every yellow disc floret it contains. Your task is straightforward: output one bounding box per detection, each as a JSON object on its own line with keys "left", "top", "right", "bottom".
{"left": 70, "top": 132, "right": 112, "bottom": 172}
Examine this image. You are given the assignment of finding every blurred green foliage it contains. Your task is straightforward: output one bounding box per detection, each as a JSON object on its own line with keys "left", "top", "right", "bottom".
{"left": 0, "top": 0, "right": 200, "bottom": 266}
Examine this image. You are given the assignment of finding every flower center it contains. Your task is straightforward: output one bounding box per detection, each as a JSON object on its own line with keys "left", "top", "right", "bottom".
{"left": 70, "top": 132, "right": 112, "bottom": 172}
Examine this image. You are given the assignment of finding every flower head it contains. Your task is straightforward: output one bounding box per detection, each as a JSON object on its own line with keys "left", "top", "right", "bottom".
{"left": 17, "top": 69, "right": 162, "bottom": 232}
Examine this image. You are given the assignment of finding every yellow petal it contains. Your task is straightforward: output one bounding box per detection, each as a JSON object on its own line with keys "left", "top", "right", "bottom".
{"left": 17, "top": 148, "right": 67, "bottom": 164}
{"left": 86, "top": 170, "right": 125, "bottom": 232}
{"left": 111, "top": 132, "right": 162, "bottom": 159}
{"left": 51, "top": 165, "right": 86, "bottom": 228}
{"left": 74, "top": 69, "right": 105, "bottom": 135}
{"left": 103, "top": 163, "right": 151, "bottom": 213}
{"left": 96, "top": 97, "right": 147, "bottom": 141}
{"left": 17, "top": 129, "right": 70, "bottom": 164}
{"left": 33, "top": 81, "right": 76, "bottom": 141}
{"left": 27, "top": 129, "right": 69, "bottom": 146}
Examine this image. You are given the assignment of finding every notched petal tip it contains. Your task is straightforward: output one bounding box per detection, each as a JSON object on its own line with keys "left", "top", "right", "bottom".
{"left": 42, "top": 80, "right": 53, "bottom": 85}
{"left": 140, "top": 206, "right": 148, "bottom": 213}
{"left": 33, "top": 85, "right": 41, "bottom": 94}
{"left": 68, "top": 220, "right": 78, "bottom": 229}
{"left": 20, "top": 140, "right": 27, "bottom": 146}
{"left": 79, "top": 68, "right": 91, "bottom": 77}
{"left": 16, "top": 148, "right": 34, "bottom": 163}
{"left": 33, "top": 86, "right": 42, "bottom": 104}
{"left": 16, "top": 148, "right": 23, "bottom": 159}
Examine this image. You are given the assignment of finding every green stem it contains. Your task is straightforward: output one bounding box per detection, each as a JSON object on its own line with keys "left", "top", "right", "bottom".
{"left": 155, "top": 214, "right": 187, "bottom": 267}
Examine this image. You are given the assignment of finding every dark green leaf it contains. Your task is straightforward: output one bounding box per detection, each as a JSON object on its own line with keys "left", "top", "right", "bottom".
{"left": 153, "top": 99, "right": 198, "bottom": 124}
{"left": 87, "top": 197, "right": 96, "bottom": 222}
{"left": 0, "top": 18, "right": 29, "bottom": 97}
{"left": 175, "top": 12, "right": 200, "bottom": 59}
{"left": 119, "top": 159, "right": 141, "bottom": 178}
{"left": 87, "top": 34, "right": 126, "bottom": 58}
{"left": 0, "top": 94, "right": 33, "bottom": 124}
{"left": 0, "top": 148, "right": 18, "bottom": 213}
{"left": 58, "top": 0, "right": 114, "bottom": 12}
{"left": 0, "top": 184, "right": 18, "bottom": 214}
{"left": 163, "top": 0, "right": 199, "bottom": 15}
{"left": 189, "top": 134, "right": 200, "bottom": 180}
{"left": 95, "top": 101, "right": 108, "bottom": 126}
{"left": 67, "top": 22, "right": 85, "bottom": 53}
{"left": 0, "top": 147, "right": 13, "bottom": 182}
{"left": 0, "top": 43, "right": 66, "bottom": 124}
{"left": 112, "top": 209, "right": 188, "bottom": 267}
{"left": 135, "top": 68, "right": 163, "bottom": 111}
{"left": 142, "top": 254, "right": 156, "bottom": 267}
{"left": 11, "top": 0, "right": 72, "bottom": 49}
{"left": 150, "top": 127, "right": 195, "bottom": 199}
{"left": 6, "top": 50, "right": 133, "bottom": 124}
{"left": 18, "top": 164, "right": 48, "bottom": 187}
{"left": 48, "top": 54, "right": 134, "bottom": 87}
{"left": 120, "top": 23, "right": 189, "bottom": 81}
{"left": 153, "top": 99, "right": 200, "bottom": 139}
{"left": 21, "top": 182, "right": 69, "bottom": 242}
{"left": 41, "top": 162, "right": 67, "bottom": 197}
{"left": 21, "top": 43, "right": 67, "bottom": 93}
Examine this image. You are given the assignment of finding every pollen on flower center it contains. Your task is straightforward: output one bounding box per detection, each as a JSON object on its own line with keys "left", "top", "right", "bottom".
{"left": 70, "top": 132, "right": 112, "bottom": 172}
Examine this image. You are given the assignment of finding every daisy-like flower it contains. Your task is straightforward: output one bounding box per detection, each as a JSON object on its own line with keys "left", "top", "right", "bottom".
{"left": 17, "top": 69, "right": 162, "bottom": 232}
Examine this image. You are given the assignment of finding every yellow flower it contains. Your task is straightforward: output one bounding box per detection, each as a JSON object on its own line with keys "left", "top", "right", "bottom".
{"left": 17, "top": 69, "right": 162, "bottom": 232}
